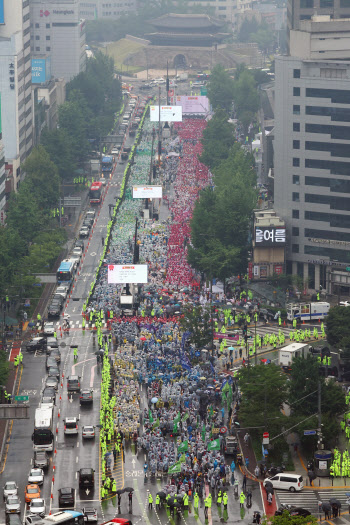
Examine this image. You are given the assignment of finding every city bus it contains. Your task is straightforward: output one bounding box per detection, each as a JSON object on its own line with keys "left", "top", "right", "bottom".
{"left": 32, "top": 404, "right": 54, "bottom": 451}
{"left": 89, "top": 181, "right": 103, "bottom": 205}
{"left": 101, "top": 155, "right": 114, "bottom": 175}
{"left": 40, "top": 511, "right": 85, "bottom": 525}
{"left": 100, "top": 520, "right": 132, "bottom": 525}
{"left": 57, "top": 259, "right": 76, "bottom": 285}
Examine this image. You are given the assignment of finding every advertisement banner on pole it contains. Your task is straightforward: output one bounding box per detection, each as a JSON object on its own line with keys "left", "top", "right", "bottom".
{"left": 108, "top": 264, "right": 148, "bottom": 284}
{"left": 150, "top": 105, "right": 182, "bottom": 122}
{"left": 133, "top": 186, "right": 163, "bottom": 199}
{"left": 175, "top": 95, "right": 209, "bottom": 114}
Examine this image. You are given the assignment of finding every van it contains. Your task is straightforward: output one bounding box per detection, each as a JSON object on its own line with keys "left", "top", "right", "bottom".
{"left": 264, "top": 474, "right": 304, "bottom": 492}
{"left": 67, "top": 375, "right": 81, "bottom": 392}
{"left": 64, "top": 416, "right": 79, "bottom": 435}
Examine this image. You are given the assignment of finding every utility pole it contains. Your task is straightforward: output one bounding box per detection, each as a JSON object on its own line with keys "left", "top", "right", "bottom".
{"left": 133, "top": 217, "right": 139, "bottom": 264}
{"left": 166, "top": 60, "right": 170, "bottom": 105}
{"left": 158, "top": 85, "right": 162, "bottom": 167}
{"left": 317, "top": 379, "right": 322, "bottom": 447}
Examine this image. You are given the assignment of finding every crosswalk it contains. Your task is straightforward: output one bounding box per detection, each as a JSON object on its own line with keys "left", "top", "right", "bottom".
{"left": 54, "top": 320, "right": 108, "bottom": 330}
{"left": 276, "top": 488, "right": 350, "bottom": 517}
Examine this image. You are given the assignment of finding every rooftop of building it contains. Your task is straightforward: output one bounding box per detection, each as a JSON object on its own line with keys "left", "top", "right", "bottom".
{"left": 299, "top": 14, "right": 350, "bottom": 32}
{"left": 150, "top": 13, "right": 226, "bottom": 31}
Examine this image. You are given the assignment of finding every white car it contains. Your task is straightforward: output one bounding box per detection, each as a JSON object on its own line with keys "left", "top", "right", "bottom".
{"left": 43, "top": 322, "right": 55, "bottom": 336}
{"left": 29, "top": 498, "right": 46, "bottom": 515}
{"left": 3, "top": 481, "right": 18, "bottom": 500}
{"left": 72, "top": 247, "right": 82, "bottom": 260}
{"left": 5, "top": 495, "right": 21, "bottom": 513}
{"left": 82, "top": 425, "right": 95, "bottom": 439}
{"left": 26, "top": 515, "right": 43, "bottom": 525}
{"left": 339, "top": 301, "right": 350, "bottom": 307}
{"left": 99, "top": 178, "right": 107, "bottom": 186}
{"left": 28, "top": 469, "right": 44, "bottom": 486}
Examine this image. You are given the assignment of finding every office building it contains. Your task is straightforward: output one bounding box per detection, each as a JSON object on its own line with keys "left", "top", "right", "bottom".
{"left": 274, "top": 16, "right": 350, "bottom": 295}
{"left": 30, "top": 0, "right": 86, "bottom": 82}
{"left": 185, "top": 0, "right": 236, "bottom": 21}
{"left": 0, "top": 99, "right": 5, "bottom": 215}
{"left": 0, "top": 0, "right": 34, "bottom": 193}
{"left": 287, "top": 0, "right": 350, "bottom": 51}
{"left": 78, "top": 0, "right": 137, "bottom": 20}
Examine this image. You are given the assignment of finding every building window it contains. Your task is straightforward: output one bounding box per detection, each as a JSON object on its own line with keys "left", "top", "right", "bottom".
{"left": 300, "top": 0, "right": 313, "bottom": 6}
{"left": 293, "top": 158, "right": 300, "bottom": 167}
{"left": 292, "top": 227, "right": 300, "bottom": 236}
{"left": 293, "top": 209, "right": 300, "bottom": 219}
{"left": 46, "top": 23, "right": 50, "bottom": 28}
{"left": 293, "top": 140, "right": 300, "bottom": 149}
{"left": 46, "top": 35, "right": 50, "bottom": 40}
{"left": 306, "top": 87, "right": 350, "bottom": 104}
{"left": 35, "top": 23, "right": 39, "bottom": 28}
{"left": 293, "top": 105, "right": 301, "bottom": 115}
{"left": 293, "top": 175, "right": 300, "bottom": 185}
{"left": 35, "top": 35, "right": 40, "bottom": 40}
{"left": 340, "top": 0, "right": 350, "bottom": 4}
{"left": 35, "top": 46, "right": 40, "bottom": 51}
{"left": 293, "top": 122, "right": 300, "bottom": 132}
{"left": 320, "top": 0, "right": 333, "bottom": 6}
{"left": 293, "top": 87, "right": 300, "bottom": 96}
{"left": 293, "top": 69, "right": 300, "bottom": 78}
{"left": 293, "top": 192, "right": 300, "bottom": 202}
{"left": 46, "top": 47, "right": 51, "bottom": 51}
{"left": 292, "top": 244, "right": 299, "bottom": 253}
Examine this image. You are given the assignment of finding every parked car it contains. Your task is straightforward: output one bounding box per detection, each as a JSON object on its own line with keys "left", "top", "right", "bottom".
{"left": 58, "top": 487, "right": 75, "bottom": 507}
{"left": 45, "top": 376, "right": 58, "bottom": 391}
{"left": 6, "top": 514, "right": 22, "bottom": 525}
{"left": 79, "top": 226, "right": 89, "bottom": 239}
{"left": 3, "top": 481, "right": 18, "bottom": 501}
{"left": 41, "top": 387, "right": 56, "bottom": 403}
{"left": 46, "top": 347, "right": 61, "bottom": 364}
{"left": 82, "top": 425, "right": 95, "bottom": 439}
{"left": 82, "top": 507, "right": 97, "bottom": 522}
{"left": 33, "top": 451, "right": 49, "bottom": 471}
{"left": 43, "top": 322, "right": 55, "bottom": 336}
{"left": 46, "top": 356, "right": 57, "bottom": 370}
{"left": 29, "top": 498, "right": 46, "bottom": 515}
{"left": 64, "top": 417, "right": 79, "bottom": 435}
{"left": 74, "top": 239, "right": 85, "bottom": 251}
{"left": 78, "top": 468, "right": 95, "bottom": 488}
{"left": 28, "top": 469, "right": 44, "bottom": 486}
{"left": 46, "top": 337, "right": 58, "bottom": 349}
{"left": 5, "top": 495, "right": 21, "bottom": 513}
{"left": 47, "top": 303, "right": 61, "bottom": 319}
{"left": 48, "top": 366, "right": 60, "bottom": 380}
{"left": 24, "top": 484, "right": 40, "bottom": 504}
{"left": 86, "top": 210, "right": 96, "bottom": 220}
{"left": 25, "top": 515, "right": 42, "bottom": 525}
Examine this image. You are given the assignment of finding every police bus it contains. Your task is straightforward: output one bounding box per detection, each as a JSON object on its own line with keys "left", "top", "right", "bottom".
{"left": 57, "top": 259, "right": 76, "bottom": 285}
{"left": 32, "top": 404, "right": 54, "bottom": 451}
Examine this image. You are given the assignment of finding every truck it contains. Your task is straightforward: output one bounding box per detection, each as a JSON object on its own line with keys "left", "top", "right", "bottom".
{"left": 279, "top": 342, "right": 311, "bottom": 371}
{"left": 287, "top": 302, "right": 330, "bottom": 322}
{"left": 179, "top": 72, "right": 188, "bottom": 82}
{"left": 119, "top": 284, "right": 138, "bottom": 315}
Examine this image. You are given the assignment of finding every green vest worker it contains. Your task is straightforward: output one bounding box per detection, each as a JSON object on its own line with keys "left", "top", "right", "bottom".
{"left": 156, "top": 494, "right": 160, "bottom": 508}
{"left": 112, "top": 479, "right": 116, "bottom": 492}
{"left": 73, "top": 347, "right": 78, "bottom": 359}
{"left": 183, "top": 493, "right": 189, "bottom": 508}
{"left": 223, "top": 492, "right": 228, "bottom": 508}
{"left": 148, "top": 493, "right": 153, "bottom": 509}
{"left": 240, "top": 492, "right": 246, "bottom": 507}
{"left": 194, "top": 493, "right": 199, "bottom": 509}
{"left": 217, "top": 490, "right": 222, "bottom": 504}
{"left": 207, "top": 494, "right": 212, "bottom": 508}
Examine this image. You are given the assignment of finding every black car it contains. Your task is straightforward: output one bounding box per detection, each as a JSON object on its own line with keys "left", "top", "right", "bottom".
{"left": 83, "top": 219, "right": 92, "bottom": 230}
{"left": 48, "top": 304, "right": 61, "bottom": 319}
{"left": 33, "top": 451, "right": 49, "bottom": 470}
{"left": 58, "top": 487, "right": 75, "bottom": 507}
{"left": 26, "top": 337, "right": 46, "bottom": 352}
{"left": 42, "top": 387, "right": 56, "bottom": 401}
{"left": 47, "top": 347, "right": 61, "bottom": 363}
{"left": 78, "top": 468, "right": 95, "bottom": 488}
{"left": 84, "top": 217, "right": 94, "bottom": 227}
{"left": 80, "top": 389, "right": 93, "bottom": 405}
{"left": 275, "top": 507, "right": 311, "bottom": 518}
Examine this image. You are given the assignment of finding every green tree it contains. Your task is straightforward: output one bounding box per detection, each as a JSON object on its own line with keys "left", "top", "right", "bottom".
{"left": 233, "top": 70, "right": 260, "bottom": 133}
{"left": 58, "top": 95, "right": 90, "bottom": 160}
{"left": 251, "top": 27, "right": 275, "bottom": 55}
{"left": 22, "top": 145, "right": 60, "bottom": 208}
{"left": 237, "top": 17, "right": 259, "bottom": 43}
{"left": 199, "top": 109, "right": 235, "bottom": 170}
{"left": 6, "top": 192, "right": 44, "bottom": 244}
{"left": 0, "top": 350, "right": 9, "bottom": 387}
{"left": 207, "top": 64, "right": 235, "bottom": 113}
{"left": 41, "top": 128, "right": 77, "bottom": 180}
{"left": 326, "top": 306, "right": 350, "bottom": 346}
{"left": 180, "top": 305, "right": 212, "bottom": 348}
{"left": 238, "top": 364, "right": 288, "bottom": 436}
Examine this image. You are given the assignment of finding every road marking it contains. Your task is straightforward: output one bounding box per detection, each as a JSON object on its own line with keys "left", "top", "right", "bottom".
{"left": 71, "top": 357, "right": 95, "bottom": 374}
{"left": 76, "top": 456, "right": 79, "bottom": 463}
{"left": 90, "top": 364, "right": 97, "bottom": 387}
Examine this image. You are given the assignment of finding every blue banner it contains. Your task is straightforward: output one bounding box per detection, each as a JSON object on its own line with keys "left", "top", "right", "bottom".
{"left": 0, "top": 0, "right": 4, "bottom": 24}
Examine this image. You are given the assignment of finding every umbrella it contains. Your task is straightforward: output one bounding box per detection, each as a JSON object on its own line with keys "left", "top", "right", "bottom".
{"left": 265, "top": 486, "right": 274, "bottom": 495}
{"left": 116, "top": 489, "right": 124, "bottom": 495}
{"left": 157, "top": 491, "right": 166, "bottom": 499}
{"left": 265, "top": 481, "right": 273, "bottom": 487}
{"left": 329, "top": 498, "right": 341, "bottom": 508}
{"left": 28, "top": 321, "right": 35, "bottom": 327}
{"left": 321, "top": 502, "right": 331, "bottom": 511}
{"left": 124, "top": 487, "right": 134, "bottom": 493}
{"left": 140, "top": 336, "right": 146, "bottom": 341}
{"left": 151, "top": 397, "right": 158, "bottom": 403}
{"left": 228, "top": 347, "right": 235, "bottom": 351}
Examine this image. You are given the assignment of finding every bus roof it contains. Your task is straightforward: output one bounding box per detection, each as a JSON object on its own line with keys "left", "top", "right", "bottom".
{"left": 102, "top": 156, "right": 113, "bottom": 162}
{"left": 46, "top": 511, "right": 83, "bottom": 522}
{"left": 58, "top": 260, "right": 75, "bottom": 272}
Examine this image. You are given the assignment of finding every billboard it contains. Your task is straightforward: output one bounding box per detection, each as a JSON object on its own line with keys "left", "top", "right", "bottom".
{"left": 108, "top": 264, "right": 148, "bottom": 284}
{"left": 0, "top": 0, "right": 4, "bottom": 24}
{"left": 255, "top": 226, "right": 286, "bottom": 246}
{"left": 133, "top": 186, "right": 163, "bottom": 199}
{"left": 176, "top": 95, "right": 209, "bottom": 114}
{"left": 150, "top": 105, "right": 182, "bottom": 122}
{"left": 31, "top": 58, "right": 51, "bottom": 84}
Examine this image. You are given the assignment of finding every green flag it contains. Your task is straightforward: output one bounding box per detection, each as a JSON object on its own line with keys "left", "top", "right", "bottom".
{"left": 207, "top": 438, "right": 220, "bottom": 451}
{"left": 168, "top": 462, "right": 181, "bottom": 474}
{"left": 153, "top": 417, "right": 160, "bottom": 428}
{"left": 149, "top": 409, "right": 154, "bottom": 423}
{"left": 201, "top": 423, "right": 206, "bottom": 442}
{"left": 178, "top": 440, "right": 188, "bottom": 453}
{"left": 173, "top": 422, "right": 178, "bottom": 433}
{"left": 179, "top": 453, "right": 186, "bottom": 463}
{"left": 182, "top": 412, "right": 189, "bottom": 422}
{"left": 222, "top": 381, "right": 229, "bottom": 394}
{"left": 209, "top": 405, "right": 214, "bottom": 422}
{"left": 174, "top": 413, "right": 181, "bottom": 424}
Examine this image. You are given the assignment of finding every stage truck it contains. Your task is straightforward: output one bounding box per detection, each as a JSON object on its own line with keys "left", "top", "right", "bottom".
{"left": 287, "top": 302, "right": 330, "bottom": 322}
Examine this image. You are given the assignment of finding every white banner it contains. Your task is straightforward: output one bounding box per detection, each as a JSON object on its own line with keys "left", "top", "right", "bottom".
{"left": 150, "top": 105, "right": 182, "bottom": 122}
{"left": 108, "top": 264, "right": 148, "bottom": 284}
{"left": 133, "top": 185, "right": 163, "bottom": 199}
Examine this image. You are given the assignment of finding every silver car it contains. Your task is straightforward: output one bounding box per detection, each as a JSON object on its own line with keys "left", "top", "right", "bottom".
{"left": 5, "top": 495, "right": 21, "bottom": 513}
{"left": 25, "top": 515, "right": 43, "bottom": 525}
{"left": 29, "top": 498, "right": 46, "bottom": 515}
{"left": 28, "top": 469, "right": 44, "bottom": 486}
{"left": 3, "top": 481, "right": 18, "bottom": 501}
{"left": 82, "top": 425, "right": 95, "bottom": 439}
